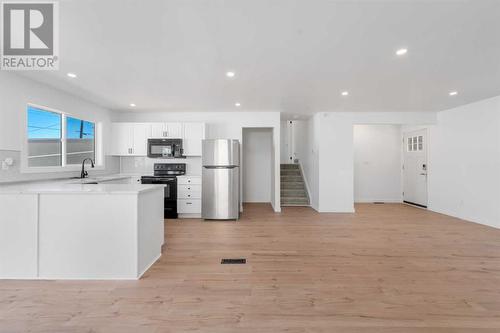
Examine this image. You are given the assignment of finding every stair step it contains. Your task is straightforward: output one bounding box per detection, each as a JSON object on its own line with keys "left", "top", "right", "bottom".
{"left": 280, "top": 164, "right": 308, "bottom": 206}
{"left": 280, "top": 164, "right": 299, "bottom": 170}
{"left": 281, "top": 189, "right": 307, "bottom": 197}
{"left": 281, "top": 176, "right": 303, "bottom": 182}
{"left": 281, "top": 171, "right": 301, "bottom": 177}
{"left": 281, "top": 193, "right": 308, "bottom": 200}
{"left": 281, "top": 197, "right": 310, "bottom": 205}
{"left": 281, "top": 182, "right": 305, "bottom": 190}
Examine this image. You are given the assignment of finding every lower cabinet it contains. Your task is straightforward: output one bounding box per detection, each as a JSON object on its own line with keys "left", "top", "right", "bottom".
{"left": 177, "top": 176, "right": 201, "bottom": 218}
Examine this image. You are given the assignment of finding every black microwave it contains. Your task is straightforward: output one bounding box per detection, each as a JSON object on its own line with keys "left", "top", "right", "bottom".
{"left": 147, "top": 139, "right": 185, "bottom": 158}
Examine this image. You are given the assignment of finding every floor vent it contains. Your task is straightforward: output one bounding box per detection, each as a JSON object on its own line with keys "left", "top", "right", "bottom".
{"left": 221, "top": 258, "right": 246, "bottom": 264}
{"left": 373, "top": 202, "right": 385, "bottom": 204}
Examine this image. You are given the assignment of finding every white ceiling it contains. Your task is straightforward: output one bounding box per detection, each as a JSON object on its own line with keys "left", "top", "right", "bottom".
{"left": 19, "top": 0, "right": 500, "bottom": 117}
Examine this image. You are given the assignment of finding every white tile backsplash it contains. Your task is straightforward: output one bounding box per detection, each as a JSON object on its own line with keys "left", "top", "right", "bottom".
{"left": 0, "top": 150, "right": 120, "bottom": 184}
{"left": 120, "top": 156, "right": 202, "bottom": 176}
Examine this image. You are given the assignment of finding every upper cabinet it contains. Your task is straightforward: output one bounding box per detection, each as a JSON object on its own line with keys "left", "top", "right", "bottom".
{"left": 150, "top": 122, "right": 183, "bottom": 138}
{"left": 132, "top": 123, "right": 150, "bottom": 155}
{"left": 182, "top": 123, "right": 205, "bottom": 156}
{"left": 111, "top": 122, "right": 205, "bottom": 157}
{"left": 110, "top": 123, "right": 150, "bottom": 156}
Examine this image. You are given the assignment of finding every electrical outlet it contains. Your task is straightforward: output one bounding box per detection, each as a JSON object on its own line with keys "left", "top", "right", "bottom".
{"left": 2, "top": 157, "right": 14, "bottom": 170}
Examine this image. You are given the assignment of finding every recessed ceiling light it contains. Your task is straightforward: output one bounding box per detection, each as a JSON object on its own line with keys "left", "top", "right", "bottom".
{"left": 235, "top": 102, "right": 241, "bottom": 107}
{"left": 129, "top": 103, "right": 136, "bottom": 107}
{"left": 226, "top": 71, "right": 235, "bottom": 78}
{"left": 396, "top": 48, "right": 408, "bottom": 56}
{"left": 67, "top": 72, "right": 77, "bottom": 78}
{"left": 341, "top": 91, "right": 349, "bottom": 96}
{"left": 449, "top": 91, "right": 458, "bottom": 96}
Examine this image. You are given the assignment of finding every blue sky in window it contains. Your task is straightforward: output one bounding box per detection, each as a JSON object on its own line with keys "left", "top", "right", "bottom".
{"left": 67, "top": 117, "right": 95, "bottom": 139}
{"left": 27, "top": 106, "right": 95, "bottom": 139}
{"left": 28, "top": 106, "right": 61, "bottom": 139}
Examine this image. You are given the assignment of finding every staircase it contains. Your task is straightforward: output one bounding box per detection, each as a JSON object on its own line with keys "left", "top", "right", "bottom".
{"left": 281, "top": 164, "right": 310, "bottom": 206}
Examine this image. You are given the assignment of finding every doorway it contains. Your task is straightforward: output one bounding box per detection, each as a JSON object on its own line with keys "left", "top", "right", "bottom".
{"left": 403, "top": 129, "right": 428, "bottom": 208}
{"left": 242, "top": 128, "right": 273, "bottom": 203}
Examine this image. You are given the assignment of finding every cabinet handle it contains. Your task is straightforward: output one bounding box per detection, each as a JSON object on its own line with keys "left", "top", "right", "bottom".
{"left": 188, "top": 194, "right": 191, "bottom": 197}
{"left": 186, "top": 202, "right": 192, "bottom": 205}
{"left": 188, "top": 180, "right": 191, "bottom": 183}
{"left": 188, "top": 187, "right": 191, "bottom": 190}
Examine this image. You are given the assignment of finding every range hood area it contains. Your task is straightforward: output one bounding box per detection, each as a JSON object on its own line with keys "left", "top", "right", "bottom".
{"left": 148, "top": 138, "right": 186, "bottom": 159}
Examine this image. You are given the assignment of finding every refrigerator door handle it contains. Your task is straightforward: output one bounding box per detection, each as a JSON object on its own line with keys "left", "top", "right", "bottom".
{"left": 203, "top": 166, "right": 237, "bottom": 169}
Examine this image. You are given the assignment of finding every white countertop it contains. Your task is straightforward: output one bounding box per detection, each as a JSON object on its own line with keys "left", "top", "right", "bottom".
{"left": 0, "top": 174, "right": 164, "bottom": 195}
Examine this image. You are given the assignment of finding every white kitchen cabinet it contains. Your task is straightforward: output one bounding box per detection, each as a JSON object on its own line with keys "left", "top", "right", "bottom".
{"left": 112, "top": 122, "right": 204, "bottom": 156}
{"left": 149, "top": 122, "right": 183, "bottom": 138}
{"left": 177, "top": 199, "right": 202, "bottom": 214}
{"left": 178, "top": 184, "right": 201, "bottom": 199}
{"left": 167, "top": 123, "right": 183, "bottom": 138}
{"left": 177, "top": 176, "right": 202, "bottom": 185}
{"left": 110, "top": 123, "right": 150, "bottom": 156}
{"left": 182, "top": 123, "right": 205, "bottom": 156}
{"left": 111, "top": 123, "right": 133, "bottom": 155}
{"left": 150, "top": 123, "right": 165, "bottom": 138}
{"left": 177, "top": 176, "right": 202, "bottom": 218}
{"left": 132, "top": 123, "right": 150, "bottom": 155}
{"left": 0, "top": 194, "right": 38, "bottom": 278}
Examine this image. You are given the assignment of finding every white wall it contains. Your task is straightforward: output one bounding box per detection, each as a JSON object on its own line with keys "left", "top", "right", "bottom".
{"left": 311, "top": 112, "right": 437, "bottom": 212}
{"left": 426, "top": 96, "right": 500, "bottom": 228}
{"left": 0, "top": 72, "right": 119, "bottom": 183}
{"left": 242, "top": 128, "right": 272, "bottom": 202}
{"left": 353, "top": 125, "right": 402, "bottom": 203}
{"left": 307, "top": 116, "right": 321, "bottom": 210}
{"left": 113, "top": 111, "right": 281, "bottom": 211}
{"left": 280, "top": 121, "right": 289, "bottom": 164}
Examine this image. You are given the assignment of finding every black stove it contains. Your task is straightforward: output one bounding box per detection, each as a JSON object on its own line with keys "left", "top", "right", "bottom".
{"left": 141, "top": 163, "right": 186, "bottom": 219}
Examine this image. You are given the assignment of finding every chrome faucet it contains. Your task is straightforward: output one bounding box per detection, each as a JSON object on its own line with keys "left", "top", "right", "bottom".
{"left": 80, "top": 158, "right": 95, "bottom": 178}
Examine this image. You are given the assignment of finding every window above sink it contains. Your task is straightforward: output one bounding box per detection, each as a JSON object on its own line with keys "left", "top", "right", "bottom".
{"left": 22, "top": 104, "right": 103, "bottom": 173}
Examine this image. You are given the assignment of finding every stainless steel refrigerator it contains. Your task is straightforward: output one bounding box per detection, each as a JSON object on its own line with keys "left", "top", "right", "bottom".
{"left": 202, "top": 139, "right": 240, "bottom": 220}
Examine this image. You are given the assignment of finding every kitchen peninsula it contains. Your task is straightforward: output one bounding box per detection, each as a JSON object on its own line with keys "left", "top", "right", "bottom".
{"left": 0, "top": 181, "right": 164, "bottom": 280}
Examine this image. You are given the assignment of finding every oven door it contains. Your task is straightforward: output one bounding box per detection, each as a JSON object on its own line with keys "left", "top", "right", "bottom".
{"left": 141, "top": 177, "right": 176, "bottom": 199}
{"left": 141, "top": 177, "right": 178, "bottom": 218}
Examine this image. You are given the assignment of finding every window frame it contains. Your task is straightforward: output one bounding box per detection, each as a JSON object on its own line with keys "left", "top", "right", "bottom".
{"left": 65, "top": 116, "right": 97, "bottom": 166}
{"left": 22, "top": 103, "right": 104, "bottom": 173}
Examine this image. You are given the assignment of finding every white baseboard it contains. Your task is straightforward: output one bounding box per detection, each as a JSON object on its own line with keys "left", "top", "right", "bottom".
{"left": 354, "top": 199, "right": 402, "bottom": 203}
{"left": 178, "top": 213, "right": 201, "bottom": 218}
{"left": 137, "top": 253, "right": 161, "bottom": 278}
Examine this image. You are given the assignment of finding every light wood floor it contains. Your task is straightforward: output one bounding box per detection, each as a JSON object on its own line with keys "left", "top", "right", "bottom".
{"left": 1, "top": 203, "right": 500, "bottom": 333}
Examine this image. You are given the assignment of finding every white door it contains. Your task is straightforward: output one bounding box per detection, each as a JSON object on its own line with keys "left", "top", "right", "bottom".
{"left": 403, "top": 129, "right": 428, "bottom": 207}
